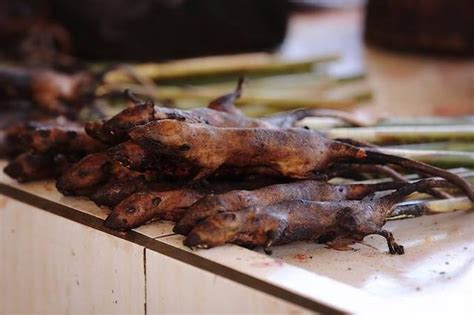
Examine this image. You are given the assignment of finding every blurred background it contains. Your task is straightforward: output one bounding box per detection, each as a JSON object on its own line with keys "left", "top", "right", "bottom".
{"left": 0, "top": 0, "right": 473, "bottom": 124}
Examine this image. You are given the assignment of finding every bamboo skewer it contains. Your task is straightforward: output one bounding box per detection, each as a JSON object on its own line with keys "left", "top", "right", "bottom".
{"left": 318, "top": 125, "right": 474, "bottom": 143}
{"left": 97, "top": 83, "right": 370, "bottom": 111}
{"left": 388, "top": 197, "right": 473, "bottom": 220}
{"left": 376, "top": 148, "right": 474, "bottom": 168}
{"left": 104, "top": 53, "right": 339, "bottom": 83}
{"left": 386, "top": 142, "right": 474, "bottom": 152}
{"left": 378, "top": 116, "right": 474, "bottom": 126}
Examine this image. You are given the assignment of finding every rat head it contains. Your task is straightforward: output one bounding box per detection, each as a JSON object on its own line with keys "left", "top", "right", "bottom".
{"left": 56, "top": 153, "right": 111, "bottom": 195}
{"left": 104, "top": 189, "right": 200, "bottom": 231}
{"left": 23, "top": 125, "right": 82, "bottom": 153}
{"left": 107, "top": 140, "right": 156, "bottom": 170}
{"left": 85, "top": 120, "right": 108, "bottom": 143}
{"left": 173, "top": 196, "right": 229, "bottom": 235}
{"left": 183, "top": 212, "right": 243, "bottom": 248}
{"left": 3, "top": 153, "right": 52, "bottom": 182}
{"left": 104, "top": 191, "right": 164, "bottom": 230}
{"left": 193, "top": 196, "right": 230, "bottom": 216}
{"left": 101, "top": 102, "right": 155, "bottom": 142}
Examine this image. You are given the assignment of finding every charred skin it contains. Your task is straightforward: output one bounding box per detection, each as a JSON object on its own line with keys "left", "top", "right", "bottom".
{"left": 104, "top": 189, "right": 204, "bottom": 230}
{"left": 56, "top": 153, "right": 113, "bottom": 196}
{"left": 1, "top": 117, "right": 104, "bottom": 156}
{"left": 107, "top": 140, "right": 200, "bottom": 181}
{"left": 87, "top": 97, "right": 362, "bottom": 147}
{"left": 129, "top": 120, "right": 474, "bottom": 200}
{"left": 0, "top": 123, "right": 30, "bottom": 158}
{"left": 56, "top": 150, "right": 156, "bottom": 197}
{"left": 83, "top": 120, "right": 106, "bottom": 143}
{"left": 104, "top": 177, "right": 283, "bottom": 231}
{"left": 86, "top": 82, "right": 364, "bottom": 146}
{"left": 184, "top": 199, "right": 385, "bottom": 250}
{"left": 3, "top": 152, "right": 72, "bottom": 182}
{"left": 20, "top": 124, "right": 105, "bottom": 154}
{"left": 88, "top": 177, "right": 148, "bottom": 207}
{"left": 107, "top": 140, "right": 285, "bottom": 182}
{"left": 107, "top": 140, "right": 158, "bottom": 170}
{"left": 129, "top": 120, "right": 365, "bottom": 180}
{"left": 0, "top": 117, "right": 73, "bottom": 158}
{"left": 214, "top": 166, "right": 284, "bottom": 180}
{"left": 184, "top": 179, "right": 452, "bottom": 253}
{"left": 315, "top": 163, "right": 406, "bottom": 182}
{"left": 87, "top": 103, "right": 268, "bottom": 145}
{"left": 174, "top": 180, "right": 406, "bottom": 235}
{"left": 85, "top": 83, "right": 267, "bottom": 145}
{"left": 85, "top": 101, "right": 156, "bottom": 145}
{"left": 261, "top": 108, "right": 366, "bottom": 128}
{"left": 92, "top": 103, "right": 366, "bottom": 145}
{"left": 109, "top": 161, "right": 155, "bottom": 182}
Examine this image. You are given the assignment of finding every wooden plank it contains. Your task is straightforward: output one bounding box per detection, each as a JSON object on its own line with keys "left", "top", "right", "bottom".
{"left": 0, "top": 196, "right": 146, "bottom": 314}
{"left": 145, "top": 249, "right": 312, "bottom": 314}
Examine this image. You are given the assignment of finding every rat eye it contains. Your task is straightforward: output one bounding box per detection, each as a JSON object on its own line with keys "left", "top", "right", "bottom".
{"left": 152, "top": 197, "right": 162, "bottom": 206}
{"left": 126, "top": 207, "right": 136, "bottom": 213}
{"left": 66, "top": 131, "right": 77, "bottom": 139}
{"left": 179, "top": 144, "right": 191, "bottom": 151}
{"left": 221, "top": 212, "right": 237, "bottom": 221}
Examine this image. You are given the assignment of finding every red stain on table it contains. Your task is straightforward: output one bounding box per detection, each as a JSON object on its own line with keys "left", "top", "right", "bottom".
{"left": 293, "top": 253, "right": 311, "bottom": 262}
{"left": 250, "top": 258, "right": 284, "bottom": 268}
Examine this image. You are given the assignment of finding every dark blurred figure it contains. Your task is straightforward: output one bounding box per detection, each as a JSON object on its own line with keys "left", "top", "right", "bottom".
{"left": 365, "top": 0, "right": 474, "bottom": 56}
{"left": 0, "top": 0, "right": 289, "bottom": 64}
{"left": 0, "top": 0, "right": 74, "bottom": 67}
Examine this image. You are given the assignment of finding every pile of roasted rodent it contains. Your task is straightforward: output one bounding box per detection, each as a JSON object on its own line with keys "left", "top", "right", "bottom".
{"left": 2, "top": 80, "right": 474, "bottom": 255}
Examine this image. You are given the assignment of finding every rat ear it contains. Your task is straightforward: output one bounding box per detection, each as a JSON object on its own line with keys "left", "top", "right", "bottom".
{"left": 179, "top": 144, "right": 191, "bottom": 151}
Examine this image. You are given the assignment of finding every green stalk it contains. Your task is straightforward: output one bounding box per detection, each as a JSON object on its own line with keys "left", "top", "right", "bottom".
{"left": 322, "top": 125, "right": 474, "bottom": 143}
{"left": 378, "top": 116, "right": 474, "bottom": 126}
{"left": 198, "top": 73, "right": 335, "bottom": 90}
{"left": 98, "top": 83, "right": 369, "bottom": 111}
{"left": 386, "top": 142, "right": 474, "bottom": 152}
{"left": 389, "top": 197, "right": 473, "bottom": 220}
{"left": 104, "top": 53, "right": 339, "bottom": 84}
{"left": 376, "top": 148, "right": 474, "bottom": 168}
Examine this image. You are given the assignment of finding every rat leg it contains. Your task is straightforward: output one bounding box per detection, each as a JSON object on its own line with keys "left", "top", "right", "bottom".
{"left": 376, "top": 229, "right": 405, "bottom": 255}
